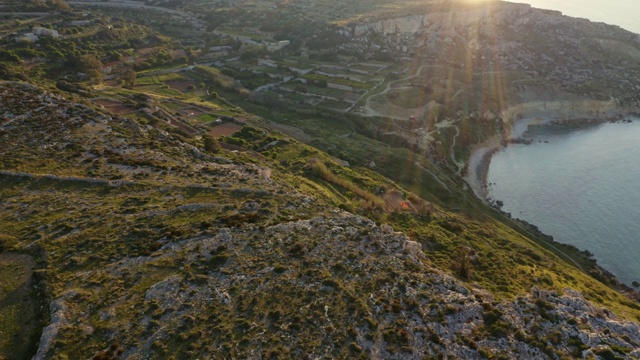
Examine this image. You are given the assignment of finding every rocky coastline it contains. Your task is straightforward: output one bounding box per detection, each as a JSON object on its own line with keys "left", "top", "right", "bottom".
{"left": 465, "top": 100, "right": 640, "bottom": 201}
{"left": 464, "top": 106, "right": 640, "bottom": 295}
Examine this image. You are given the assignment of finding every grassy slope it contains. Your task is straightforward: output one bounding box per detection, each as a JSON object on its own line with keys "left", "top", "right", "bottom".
{"left": 1, "top": 81, "right": 640, "bottom": 358}
{"left": 211, "top": 88, "right": 640, "bottom": 317}
{"left": 0, "top": 254, "right": 42, "bottom": 360}
{"left": 1, "top": 5, "right": 640, "bottom": 353}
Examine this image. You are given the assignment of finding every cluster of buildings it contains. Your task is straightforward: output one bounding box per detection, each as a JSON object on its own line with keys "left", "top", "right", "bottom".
{"left": 265, "top": 40, "right": 290, "bottom": 52}
{"left": 14, "top": 26, "right": 58, "bottom": 43}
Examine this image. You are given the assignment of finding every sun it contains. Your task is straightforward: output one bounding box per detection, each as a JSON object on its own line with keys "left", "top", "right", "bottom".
{"left": 458, "top": 0, "right": 498, "bottom": 3}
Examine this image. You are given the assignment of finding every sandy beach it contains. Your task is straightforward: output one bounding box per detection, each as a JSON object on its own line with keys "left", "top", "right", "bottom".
{"left": 464, "top": 137, "right": 501, "bottom": 202}
{"left": 464, "top": 104, "right": 639, "bottom": 203}
{"left": 464, "top": 110, "right": 565, "bottom": 201}
{"left": 464, "top": 117, "right": 555, "bottom": 201}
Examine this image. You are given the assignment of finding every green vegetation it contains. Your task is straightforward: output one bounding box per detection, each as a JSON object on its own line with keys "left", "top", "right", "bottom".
{"left": 1, "top": 2, "right": 640, "bottom": 358}
{"left": 203, "top": 134, "right": 221, "bottom": 153}
{"left": 309, "top": 159, "right": 386, "bottom": 210}
{"left": 2, "top": 63, "right": 639, "bottom": 360}
{"left": 192, "top": 66, "right": 236, "bottom": 91}
{"left": 0, "top": 254, "right": 42, "bottom": 360}
{"left": 303, "top": 73, "right": 373, "bottom": 90}
{"left": 387, "top": 86, "right": 432, "bottom": 108}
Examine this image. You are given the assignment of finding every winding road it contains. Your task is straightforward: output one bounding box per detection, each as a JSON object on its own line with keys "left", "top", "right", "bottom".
{"left": 449, "top": 124, "right": 466, "bottom": 176}
{"left": 360, "top": 64, "right": 472, "bottom": 120}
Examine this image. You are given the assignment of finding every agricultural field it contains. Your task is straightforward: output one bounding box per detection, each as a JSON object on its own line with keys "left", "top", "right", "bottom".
{"left": 208, "top": 122, "right": 244, "bottom": 137}
{"left": 93, "top": 98, "right": 137, "bottom": 115}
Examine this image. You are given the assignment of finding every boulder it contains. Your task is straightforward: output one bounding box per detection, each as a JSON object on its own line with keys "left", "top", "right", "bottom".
{"left": 403, "top": 240, "right": 425, "bottom": 258}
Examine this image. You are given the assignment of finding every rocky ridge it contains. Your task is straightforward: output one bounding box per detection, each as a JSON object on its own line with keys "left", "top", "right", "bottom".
{"left": 37, "top": 213, "right": 640, "bottom": 359}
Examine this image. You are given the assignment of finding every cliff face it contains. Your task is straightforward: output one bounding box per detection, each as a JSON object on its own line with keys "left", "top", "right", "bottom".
{"left": 337, "top": 1, "right": 640, "bottom": 163}
{"left": 343, "top": 1, "right": 640, "bottom": 106}
{"left": 353, "top": 3, "right": 535, "bottom": 37}
{"left": 350, "top": 2, "right": 625, "bottom": 39}
{"left": 501, "top": 99, "right": 637, "bottom": 126}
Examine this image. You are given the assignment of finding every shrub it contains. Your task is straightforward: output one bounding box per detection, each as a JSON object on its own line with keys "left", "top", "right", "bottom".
{"left": 203, "top": 135, "right": 221, "bottom": 153}
{"left": 309, "top": 160, "right": 385, "bottom": 209}
{"left": 288, "top": 242, "right": 306, "bottom": 257}
{"left": 594, "top": 348, "right": 619, "bottom": 360}
{"left": 451, "top": 246, "right": 475, "bottom": 280}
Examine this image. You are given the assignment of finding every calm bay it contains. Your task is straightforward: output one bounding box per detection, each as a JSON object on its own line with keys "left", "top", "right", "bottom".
{"left": 487, "top": 117, "right": 640, "bottom": 286}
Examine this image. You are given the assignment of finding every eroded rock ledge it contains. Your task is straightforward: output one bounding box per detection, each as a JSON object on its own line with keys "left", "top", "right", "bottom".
{"left": 36, "top": 213, "right": 640, "bottom": 359}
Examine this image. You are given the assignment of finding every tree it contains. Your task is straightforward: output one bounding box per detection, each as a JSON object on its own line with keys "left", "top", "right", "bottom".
{"left": 121, "top": 69, "right": 136, "bottom": 89}
{"left": 48, "top": 0, "right": 71, "bottom": 10}
{"left": 68, "top": 54, "right": 103, "bottom": 84}
{"left": 203, "top": 134, "right": 221, "bottom": 153}
{"left": 452, "top": 246, "right": 476, "bottom": 280}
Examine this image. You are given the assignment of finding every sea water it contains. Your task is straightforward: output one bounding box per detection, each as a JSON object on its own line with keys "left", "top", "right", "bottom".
{"left": 487, "top": 117, "right": 640, "bottom": 286}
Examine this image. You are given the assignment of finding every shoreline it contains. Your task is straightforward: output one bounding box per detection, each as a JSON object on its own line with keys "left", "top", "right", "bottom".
{"left": 465, "top": 110, "right": 640, "bottom": 204}
{"left": 464, "top": 141, "right": 501, "bottom": 204}
{"left": 464, "top": 111, "right": 640, "bottom": 294}
{"left": 463, "top": 139, "right": 500, "bottom": 202}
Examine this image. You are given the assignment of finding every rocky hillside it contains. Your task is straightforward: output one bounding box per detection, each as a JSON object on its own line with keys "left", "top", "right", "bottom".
{"left": 31, "top": 212, "right": 640, "bottom": 359}
{"left": 225, "top": 0, "right": 640, "bottom": 107}
{"left": 2, "top": 81, "right": 640, "bottom": 359}
{"left": 346, "top": 1, "right": 640, "bottom": 104}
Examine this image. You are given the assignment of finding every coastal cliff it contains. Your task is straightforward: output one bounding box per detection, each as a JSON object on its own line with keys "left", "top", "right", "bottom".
{"left": 501, "top": 100, "right": 640, "bottom": 134}
{"left": 465, "top": 99, "right": 640, "bottom": 198}
{"left": 353, "top": 3, "right": 535, "bottom": 37}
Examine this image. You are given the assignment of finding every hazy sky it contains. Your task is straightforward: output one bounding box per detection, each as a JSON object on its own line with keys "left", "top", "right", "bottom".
{"left": 521, "top": 0, "right": 640, "bottom": 34}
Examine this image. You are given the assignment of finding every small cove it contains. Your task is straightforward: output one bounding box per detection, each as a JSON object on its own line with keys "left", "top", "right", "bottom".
{"left": 487, "top": 117, "right": 640, "bottom": 287}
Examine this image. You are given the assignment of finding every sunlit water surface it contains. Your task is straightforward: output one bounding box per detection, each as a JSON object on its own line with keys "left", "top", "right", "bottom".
{"left": 487, "top": 117, "right": 640, "bottom": 286}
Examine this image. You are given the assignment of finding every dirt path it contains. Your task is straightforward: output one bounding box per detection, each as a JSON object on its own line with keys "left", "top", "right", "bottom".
{"left": 451, "top": 86, "right": 471, "bottom": 100}
{"left": 449, "top": 124, "right": 466, "bottom": 176}
{"left": 361, "top": 64, "right": 464, "bottom": 120}
{"left": 413, "top": 161, "right": 451, "bottom": 192}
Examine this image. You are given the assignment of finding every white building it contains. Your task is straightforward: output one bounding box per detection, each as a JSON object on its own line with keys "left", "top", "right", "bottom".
{"left": 69, "top": 20, "right": 93, "bottom": 27}
{"left": 32, "top": 27, "right": 59, "bottom": 38}
{"left": 266, "top": 40, "right": 290, "bottom": 52}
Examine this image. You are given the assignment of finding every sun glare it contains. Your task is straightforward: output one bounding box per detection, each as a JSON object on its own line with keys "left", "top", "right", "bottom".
{"left": 460, "top": 0, "right": 496, "bottom": 3}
